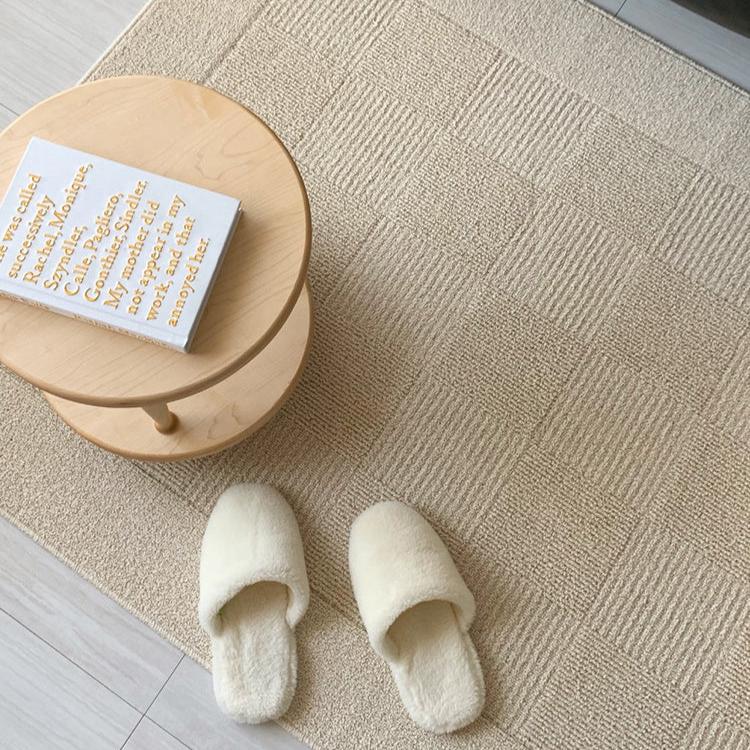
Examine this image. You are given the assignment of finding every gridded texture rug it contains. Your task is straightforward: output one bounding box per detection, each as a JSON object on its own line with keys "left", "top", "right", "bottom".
{"left": 1, "top": 0, "right": 748, "bottom": 747}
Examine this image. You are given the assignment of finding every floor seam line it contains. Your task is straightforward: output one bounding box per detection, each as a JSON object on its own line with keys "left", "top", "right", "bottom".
{"left": 141, "top": 715, "right": 194, "bottom": 749}
{"left": 0, "top": 605, "right": 145, "bottom": 715}
{"left": 119, "top": 714, "right": 146, "bottom": 750}
{"left": 143, "top": 652, "right": 185, "bottom": 716}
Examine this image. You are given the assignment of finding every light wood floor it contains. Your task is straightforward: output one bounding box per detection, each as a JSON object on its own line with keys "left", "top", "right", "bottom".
{"left": 0, "top": 1, "right": 748, "bottom": 748}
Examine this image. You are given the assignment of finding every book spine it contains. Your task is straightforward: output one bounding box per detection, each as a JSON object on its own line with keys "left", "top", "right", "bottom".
{"left": 0, "top": 288, "right": 187, "bottom": 352}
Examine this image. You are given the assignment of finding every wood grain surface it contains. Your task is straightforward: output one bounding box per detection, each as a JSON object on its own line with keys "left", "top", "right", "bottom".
{"left": 0, "top": 75, "right": 310, "bottom": 406}
{"left": 44, "top": 282, "right": 312, "bottom": 460}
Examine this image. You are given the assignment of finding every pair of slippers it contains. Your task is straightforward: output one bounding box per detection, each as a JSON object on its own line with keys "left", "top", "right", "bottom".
{"left": 198, "top": 484, "right": 485, "bottom": 734}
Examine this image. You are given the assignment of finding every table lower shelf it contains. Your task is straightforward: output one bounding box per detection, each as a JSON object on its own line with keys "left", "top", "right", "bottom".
{"left": 44, "top": 284, "right": 312, "bottom": 461}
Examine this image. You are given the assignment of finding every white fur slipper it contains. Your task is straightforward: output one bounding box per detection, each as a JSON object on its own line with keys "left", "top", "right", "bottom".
{"left": 349, "top": 501, "right": 485, "bottom": 734}
{"left": 199, "top": 484, "right": 309, "bottom": 724}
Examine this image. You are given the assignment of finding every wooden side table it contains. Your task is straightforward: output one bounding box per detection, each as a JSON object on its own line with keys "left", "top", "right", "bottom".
{"left": 0, "top": 76, "right": 312, "bottom": 461}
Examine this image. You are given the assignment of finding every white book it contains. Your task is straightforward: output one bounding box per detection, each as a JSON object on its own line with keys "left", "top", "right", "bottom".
{"left": 0, "top": 138, "right": 241, "bottom": 352}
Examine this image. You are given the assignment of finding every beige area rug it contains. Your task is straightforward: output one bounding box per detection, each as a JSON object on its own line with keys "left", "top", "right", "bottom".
{"left": 1, "top": 0, "right": 749, "bottom": 747}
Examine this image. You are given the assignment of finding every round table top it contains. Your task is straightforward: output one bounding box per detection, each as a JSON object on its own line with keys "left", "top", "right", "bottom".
{"left": 0, "top": 76, "right": 310, "bottom": 406}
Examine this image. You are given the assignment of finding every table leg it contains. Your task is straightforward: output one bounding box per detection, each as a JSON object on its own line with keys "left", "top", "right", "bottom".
{"left": 42, "top": 283, "right": 312, "bottom": 460}
{"left": 142, "top": 401, "right": 179, "bottom": 434}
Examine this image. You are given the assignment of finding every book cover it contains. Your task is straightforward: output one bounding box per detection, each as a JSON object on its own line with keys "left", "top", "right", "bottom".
{"left": 0, "top": 137, "right": 242, "bottom": 351}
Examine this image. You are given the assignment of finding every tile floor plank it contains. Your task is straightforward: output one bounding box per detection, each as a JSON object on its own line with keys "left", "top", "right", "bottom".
{"left": 0, "top": 517, "right": 183, "bottom": 712}
{"left": 587, "top": 0, "right": 625, "bottom": 14}
{"left": 0, "top": 103, "right": 17, "bottom": 131}
{"left": 124, "top": 718, "right": 191, "bottom": 750}
{"left": 619, "top": 0, "right": 750, "bottom": 90}
{"left": 0, "top": 0, "right": 145, "bottom": 114}
{"left": 0, "top": 608, "right": 140, "bottom": 750}
{"left": 147, "top": 657, "right": 310, "bottom": 750}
